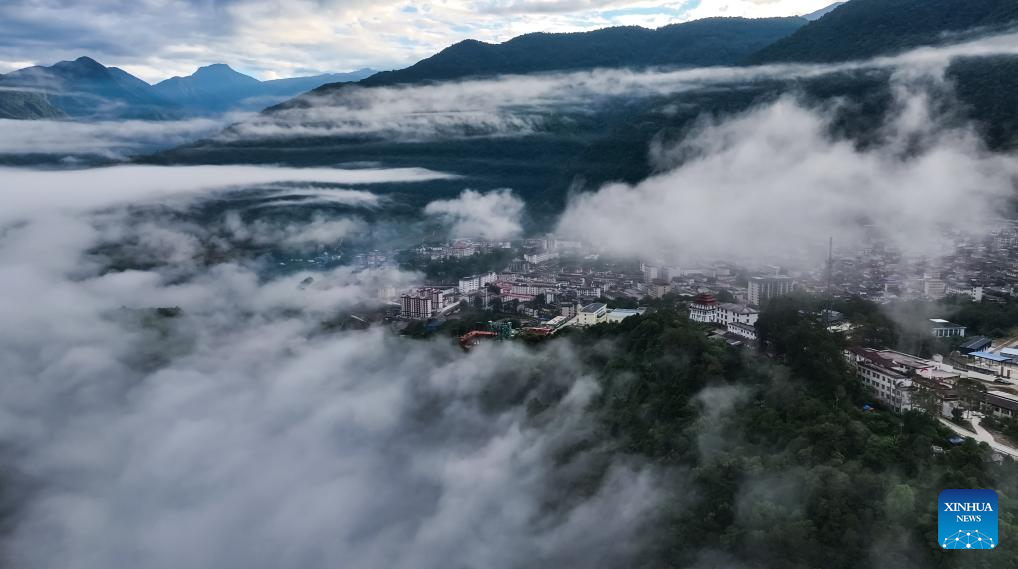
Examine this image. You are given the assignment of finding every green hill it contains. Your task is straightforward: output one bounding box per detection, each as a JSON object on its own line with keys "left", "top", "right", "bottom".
{"left": 750, "top": 0, "right": 1018, "bottom": 64}
{"left": 336, "top": 17, "right": 806, "bottom": 90}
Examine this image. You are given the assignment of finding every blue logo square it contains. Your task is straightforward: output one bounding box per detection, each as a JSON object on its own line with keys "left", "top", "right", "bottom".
{"left": 939, "top": 489, "right": 998, "bottom": 550}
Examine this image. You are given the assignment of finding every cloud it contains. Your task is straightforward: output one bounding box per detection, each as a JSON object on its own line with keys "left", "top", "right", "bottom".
{"left": 0, "top": 164, "right": 454, "bottom": 225}
{"left": 0, "top": 175, "right": 664, "bottom": 567}
{"left": 222, "top": 29, "right": 1018, "bottom": 144}
{"left": 424, "top": 189, "right": 525, "bottom": 239}
{"left": 555, "top": 68, "right": 1018, "bottom": 265}
{"left": 0, "top": 116, "right": 246, "bottom": 160}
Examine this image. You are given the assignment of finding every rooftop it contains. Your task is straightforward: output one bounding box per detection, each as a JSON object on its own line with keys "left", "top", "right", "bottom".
{"left": 970, "top": 351, "right": 1012, "bottom": 363}
{"left": 986, "top": 393, "right": 1018, "bottom": 412}
{"left": 929, "top": 318, "right": 965, "bottom": 329}
{"left": 581, "top": 302, "right": 607, "bottom": 313}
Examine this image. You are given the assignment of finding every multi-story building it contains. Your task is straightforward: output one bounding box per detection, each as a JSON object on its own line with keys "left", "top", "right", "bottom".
{"left": 575, "top": 303, "right": 608, "bottom": 327}
{"left": 458, "top": 272, "right": 498, "bottom": 294}
{"left": 846, "top": 347, "right": 916, "bottom": 413}
{"left": 924, "top": 279, "right": 947, "bottom": 300}
{"left": 688, "top": 294, "right": 759, "bottom": 328}
{"left": 689, "top": 293, "right": 719, "bottom": 323}
{"left": 523, "top": 251, "right": 558, "bottom": 264}
{"left": 400, "top": 288, "right": 452, "bottom": 320}
{"left": 748, "top": 276, "right": 793, "bottom": 307}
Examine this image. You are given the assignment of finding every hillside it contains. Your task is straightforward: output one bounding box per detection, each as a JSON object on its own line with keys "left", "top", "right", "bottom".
{"left": 0, "top": 56, "right": 179, "bottom": 119}
{"left": 0, "top": 90, "right": 65, "bottom": 119}
{"left": 335, "top": 17, "right": 806, "bottom": 90}
{"left": 751, "top": 0, "right": 1018, "bottom": 63}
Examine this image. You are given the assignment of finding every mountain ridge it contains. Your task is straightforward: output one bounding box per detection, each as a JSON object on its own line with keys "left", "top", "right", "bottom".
{"left": 0, "top": 58, "right": 376, "bottom": 119}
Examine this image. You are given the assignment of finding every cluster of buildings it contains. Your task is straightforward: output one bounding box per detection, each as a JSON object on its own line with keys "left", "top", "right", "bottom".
{"left": 844, "top": 345, "right": 1018, "bottom": 428}
{"left": 415, "top": 239, "right": 512, "bottom": 260}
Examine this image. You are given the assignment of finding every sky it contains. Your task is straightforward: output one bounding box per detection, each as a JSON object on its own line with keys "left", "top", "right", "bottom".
{"left": 0, "top": 0, "right": 836, "bottom": 82}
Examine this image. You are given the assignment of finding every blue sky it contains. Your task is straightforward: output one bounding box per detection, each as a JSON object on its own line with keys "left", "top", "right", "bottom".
{"left": 0, "top": 0, "right": 836, "bottom": 82}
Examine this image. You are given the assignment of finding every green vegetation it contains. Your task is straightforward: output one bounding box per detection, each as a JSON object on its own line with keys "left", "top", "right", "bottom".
{"left": 750, "top": 0, "right": 1018, "bottom": 64}
{"left": 573, "top": 306, "right": 1015, "bottom": 568}
{"left": 303, "top": 17, "right": 806, "bottom": 92}
{"left": 396, "top": 249, "right": 515, "bottom": 283}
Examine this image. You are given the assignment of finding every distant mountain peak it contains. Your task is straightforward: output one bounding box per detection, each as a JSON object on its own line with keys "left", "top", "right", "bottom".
{"left": 73, "top": 56, "right": 104, "bottom": 67}
{"left": 802, "top": 2, "right": 847, "bottom": 22}
{"left": 194, "top": 63, "right": 238, "bottom": 75}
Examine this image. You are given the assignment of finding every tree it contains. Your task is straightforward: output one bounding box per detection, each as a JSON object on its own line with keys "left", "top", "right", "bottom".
{"left": 910, "top": 388, "right": 941, "bottom": 417}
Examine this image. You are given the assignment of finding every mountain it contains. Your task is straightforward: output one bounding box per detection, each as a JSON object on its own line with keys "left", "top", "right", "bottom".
{"left": 802, "top": 2, "right": 846, "bottom": 21}
{"left": 334, "top": 17, "right": 806, "bottom": 90}
{"left": 0, "top": 56, "right": 179, "bottom": 119}
{"left": 153, "top": 64, "right": 263, "bottom": 112}
{"left": 751, "top": 0, "right": 1018, "bottom": 64}
{"left": 261, "top": 69, "right": 376, "bottom": 95}
{"left": 0, "top": 90, "right": 65, "bottom": 119}
{"left": 0, "top": 58, "right": 376, "bottom": 119}
{"left": 154, "top": 65, "right": 376, "bottom": 113}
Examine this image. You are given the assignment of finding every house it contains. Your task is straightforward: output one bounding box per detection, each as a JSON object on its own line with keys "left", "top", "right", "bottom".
{"left": 928, "top": 318, "right": 966, "bottom": 338}
{"left": 575, "top": 303, "right": 608, "bottom": 327}
{"left": 985, "top": 392, "right": 1018, "bottom": 421}
{"left": 959, "top": 336, "right": 992, "bottom": 354}
{"left": 846, "top": 347, "right": 916, "bottom": 413}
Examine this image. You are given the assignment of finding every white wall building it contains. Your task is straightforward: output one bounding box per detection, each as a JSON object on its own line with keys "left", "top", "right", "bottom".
{"left": 748, "top": 276, "right": 793, "bottom": 307}
{"left": 458, "top": 272, "right": 497, "bottom": 294}
{"left": 575, "top": 303, "right": 608, "bottom": 327}
{"left": 846, "top": 348, "right": 915, "bottom": 413}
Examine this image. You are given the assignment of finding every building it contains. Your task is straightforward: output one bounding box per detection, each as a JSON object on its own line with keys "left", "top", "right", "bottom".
{"left": 605, "top": 308, "right": 646, "bottom": 323}
{"left": 748, "top": 276, "right": 793, "bottom": 307}
{"left": 523, "top": 251, "right": 558, "bottom": 264}
{"left": 560, "top": 302, "right": 579, "bottom": 319}
{"left": 689, "top": 293, "right": 719, "bottom": 323}
{"left": 929, "top": 318, "right": 966, "bottom": 338}
{"left": 985, "top": 392, "right": 1018, "bottom": 421}
{"left": 923, "top": 279, "right": 947, "bottom": 300}
{"left": 846, "top": 348, "right": 916, "bottom": 413}
{"left": 458, "top": 272, "right": 497, "bottom": 294}
{"left": 400, "top": 288, "right": 452, "bottom": 320}
{"left": 727, "top": 322, "right": 758, "bottom": 341}
{"left": 959, "top": 336, "right": 992, "bottom": 354}
{"left": 717, "top": 303, "right": 759, "bottom": 326}
{"left": 647, "top": 279, "right": 670, "bottom": 299}
{"left": 688, "top": 294, "right": 759, "bottom": 327}
{"left": 575, "top": 303, "right": 608, "bottom": 326}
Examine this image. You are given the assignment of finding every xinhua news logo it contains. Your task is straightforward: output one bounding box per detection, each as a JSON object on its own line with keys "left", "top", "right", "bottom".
{"left": 939, "top": 489, "right": 998, "bottom": 550}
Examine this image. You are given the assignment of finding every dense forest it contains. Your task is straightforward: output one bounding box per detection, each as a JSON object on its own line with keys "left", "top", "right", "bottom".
{"left": 514, "top": 306, "right": 1017, "bottom": 568}
{"left": 750, "top": 0, "right": 1018, "bottom": 64}
{"left": 301, "top": 17, "right": 806, "bottom": 93}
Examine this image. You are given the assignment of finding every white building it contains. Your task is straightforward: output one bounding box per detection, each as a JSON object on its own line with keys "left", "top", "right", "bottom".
{"left": 458, "top": 272, "right": 497, "bottom": 294}
{"left": 689, "top": 293, "right": 719, "bottom": 323}
{"left": 748, "top": 276, "right": 793, "bottom": 307}
{"left": 524, "top": 251, "right": 558, "bottom": 264}
{"left": 846, "top": 348, "right": 915, "bottom": 413}
{"left": 575, "top": 303, "right": 608, "bottom": 327}
{"left": 688, "top": 294, "right": 758, "bottom": 327}
{"left": 929, "top": 319, "right": 966, "bottom": 338}
{"left": 727, "top": 322, "right": 758, "bottom": 341}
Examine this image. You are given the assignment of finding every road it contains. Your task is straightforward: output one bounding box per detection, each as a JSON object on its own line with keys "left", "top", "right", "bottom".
{"left": 939, "top": 415, "right": 1018, "bottom": 458}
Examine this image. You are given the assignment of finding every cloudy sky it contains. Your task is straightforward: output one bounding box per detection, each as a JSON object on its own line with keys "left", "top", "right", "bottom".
{"left": 0, "top": 0, "right": 835, "bottom": 82}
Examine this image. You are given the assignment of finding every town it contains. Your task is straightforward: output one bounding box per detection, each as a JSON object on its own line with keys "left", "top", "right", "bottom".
{"left": 346, "top": 223, "right": 1018, "bottom": 457}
